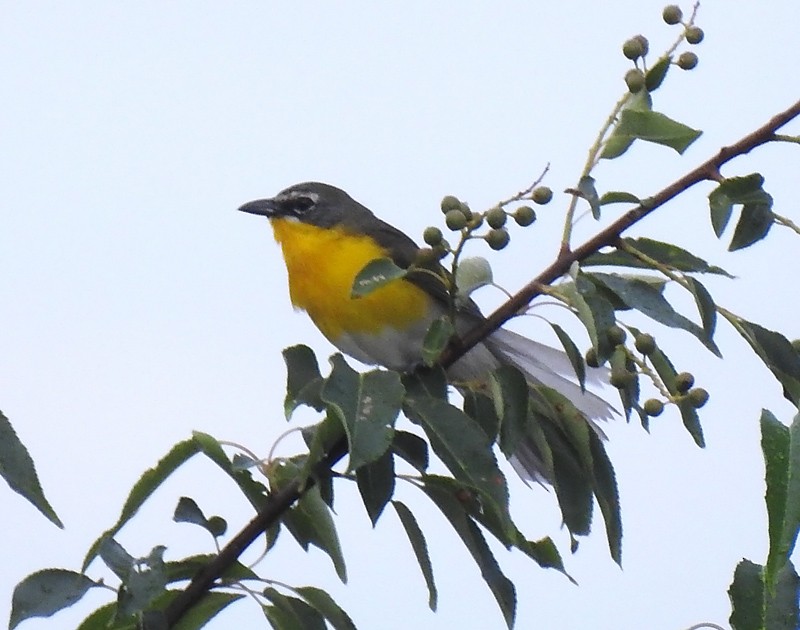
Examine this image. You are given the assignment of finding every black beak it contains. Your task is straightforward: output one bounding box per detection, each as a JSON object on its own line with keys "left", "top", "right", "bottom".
{"left": 238, "top": 198, "right": 280, "bottom": 217}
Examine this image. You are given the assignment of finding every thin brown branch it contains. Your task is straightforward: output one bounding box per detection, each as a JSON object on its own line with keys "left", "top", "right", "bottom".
{"left": 162, "top": 97, "right": 800, "bottom": 627}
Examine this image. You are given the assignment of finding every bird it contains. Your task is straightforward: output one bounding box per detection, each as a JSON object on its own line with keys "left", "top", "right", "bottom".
{"left": 239, "top": 181, "right": 614, "bottom": 482}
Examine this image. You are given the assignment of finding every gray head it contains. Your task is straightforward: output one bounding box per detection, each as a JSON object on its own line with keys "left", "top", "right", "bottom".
{"left": 238, "top": 182, "right": 378, "bottom": 231}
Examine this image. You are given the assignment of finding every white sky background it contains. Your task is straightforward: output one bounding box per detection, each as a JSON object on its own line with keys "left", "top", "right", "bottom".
{"left": 2, "top": 2, "right": 799, "bottom": 629}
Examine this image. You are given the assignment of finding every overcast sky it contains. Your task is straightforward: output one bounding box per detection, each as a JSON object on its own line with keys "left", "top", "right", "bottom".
{"left": 2, "top": 2, "right": 799, "bottom": 629}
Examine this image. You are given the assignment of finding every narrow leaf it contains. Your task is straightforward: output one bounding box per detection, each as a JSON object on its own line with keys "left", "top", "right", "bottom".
{"left": 598, "top": 191, "right": 641, "bottom": 206}
{"left": 685, "top": 277, "right": 717, "bottom": 342}
{"left": 489, "top": 365, "right": 531, "bottom": 458}
{"left": 10, "top": 570, "right": 97, "bottom": 629}
{"left": 729, "top": 196, "right": 774, "bottom": 251}
{"left": 550, "top": 323, "right": 586, "bottom": 391}
{"left": 609, "top": 109, "right": 702, "bottom": 154}
{"left": 421, "top": 317, "right": 455, "bottom": 367}
{"left": 263, "top": 588, "right": 327, "bottom": 630}
{"left": 589, "top": 272, "right": 721, "bottom": 356}
{"left": 403, "top": 394, "right": 510, "bottom": 530}
{"left": 736, "top": 320, "right": 800, "bottom": 407}
{"left": 577, "top": 175, "right": 601, "bottom": 219}
{"left": 572, "top": 273, "right": 616, "bottom": 363}
{"left": 0, "top": 410, "right": 62, "bottom": 527}
{"left": 356, "top": 450, "right": 395, "bottom": 525}
{"left": 421, "top": 477, "right": 516, "bottom": 628}
{"left": 83, "top": 437, "right": 203, "bottom": 571}
{"left": 173, "top": 497, "right": 226, "bottom": 537}
{"left": 351, "top": 257, "right": 407, "bottom": 298}
{"left": 765, "top": 563, "right": 800, "bottom": 630}
{"left": 172, "top": 592, "right": 244, "bottom": 630}
{"left": 729, "top": 559, "right": 765, "bottom": 630}
{"left": 590, "top": 431, "right": 622, "bottom": 564}
{"left": 393, "top": 500, "right": 438, "bottom": 611}
{"left": 283, "top": 344, "right": 324, "bottom": 417}
{"left": 644, "top": 55, "right": 671, "bottom": 91}
{"left": 708, "top": 173, "right": 766, "bottom": 238}
{"left": 322, "top": 355, "right": 404, "bottom": 471}
{"left": 390, "top": 430, "right": 429, "bottom": 473}
{"left": 295, "top": 587, "right": 357, "bottom": 630}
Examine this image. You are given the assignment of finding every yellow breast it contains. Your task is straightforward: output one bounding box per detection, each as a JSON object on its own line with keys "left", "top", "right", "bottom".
{"left": 269, "top": 217, "right": 431, "bottom": 342}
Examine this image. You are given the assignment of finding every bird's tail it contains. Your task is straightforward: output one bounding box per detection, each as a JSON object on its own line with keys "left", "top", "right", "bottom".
{"left": 484, "top": 327, "right": 616, "bottom": 483}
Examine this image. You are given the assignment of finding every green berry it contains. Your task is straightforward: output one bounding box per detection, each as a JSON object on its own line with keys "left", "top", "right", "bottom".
{"left": 459, "top": 202, "right": 474, "bottom": 221}
{"left": 486, "top": 206, "right": 507, "bottom": 229}
{"left": 791, "top": 339, "right": 800, "bottom": 353}
{"left": 445, "top": 209, "right": 467, "bottom": 231}
{"left": 423, "top": 226, "right": 443, "bottom": 247}
{"left": 625, "top": 68, "right": 646, "bottom": 93}
{"left": 643, "top": 398, "right": 665, "bottom": 417}
{"left": 532, "top": 186, "right": 553, "bottom": 205}
{"left": 514, "top": 206, "right": 537, "bottom": 226}
{"left": 687, "top": 387, "right": 709, "bottom": 408}
{"left": 634, "top": 333, "right": 656, "bottom": 355}
{"left": 685, "top": 26, "right": 704, "bottom": 44}
{"left": 677, "top": 51, "right": 698, "bottom": 70}
{"left": 607, "top": 325, "right": 627, "bottom": 346}
{"left": 623, "top": 36, "right": 647, "bottom": 60}
{"left": 662, "top": 5, "right": 683, "bottom": 25}
{"left": 585, "top": 347, "right": 600, "bottom": 368}
{"left": 441, "top": 195, "right": 461, "bottom": 213}
{"left": 635, "top": 35, "right": 650, "bottom": 56}
{"left": 675, "top": 371, "right": 695, "bottom": 393}
{"left": 415, "top": 248, "right": 438, "bottom": 265}
{"left": 610, "top": 369, "right": 634, "bottom": 389}
{"left": 485, "top": 228, "right": 510, "bottom": 250}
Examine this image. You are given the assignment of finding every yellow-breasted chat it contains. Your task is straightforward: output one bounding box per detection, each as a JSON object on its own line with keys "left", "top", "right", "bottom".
{"left": 239, "top": 181, "right": 613, "bottom": 481}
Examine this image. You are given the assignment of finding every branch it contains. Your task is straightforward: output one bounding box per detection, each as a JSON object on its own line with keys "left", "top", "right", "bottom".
{"left": 162, "top": 97, "right": 800, "bottom": 627}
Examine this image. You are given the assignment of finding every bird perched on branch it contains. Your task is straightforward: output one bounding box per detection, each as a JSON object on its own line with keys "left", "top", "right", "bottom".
{"left": 239, "top": 182, "right": 613, "bottom": 482}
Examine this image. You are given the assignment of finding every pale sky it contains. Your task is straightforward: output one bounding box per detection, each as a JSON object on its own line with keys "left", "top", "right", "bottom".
{"left": 2, "top": 2, "right": 799, "bottom": 629}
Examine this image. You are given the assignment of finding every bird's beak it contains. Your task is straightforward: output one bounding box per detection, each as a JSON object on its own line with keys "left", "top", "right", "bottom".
{"left": 238, "top": 198, "right": 280, "bottom": 217}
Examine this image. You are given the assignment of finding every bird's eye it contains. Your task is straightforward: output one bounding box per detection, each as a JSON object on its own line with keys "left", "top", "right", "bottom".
{"left": 286, "top": 196, "right": 315, "bottom": 215}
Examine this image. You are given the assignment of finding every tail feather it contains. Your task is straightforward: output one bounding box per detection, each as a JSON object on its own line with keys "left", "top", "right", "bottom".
{"left": 484, "top": 328, "right": 617, "bottom": 483}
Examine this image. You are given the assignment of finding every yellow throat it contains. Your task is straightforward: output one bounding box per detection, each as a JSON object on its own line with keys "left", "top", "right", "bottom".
{"left": 269, "top": 217, "right": 431, "bottom": 342}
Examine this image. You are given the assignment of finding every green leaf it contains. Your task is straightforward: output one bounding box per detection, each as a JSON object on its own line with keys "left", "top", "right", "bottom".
{"left": 402, "top": 366, "right": 448, "bottom": 401}
{"left": 549, "top": 323, "right": 586, "bottom": 391}
{"left": 708, "top": 173, "right": 766, "bottom": 237}
{"left": 489, "top": 365, "right": 530, "bottom": 458}
{"left": 729, "top": 195, "right": 774, "bottom": 251}
{"left": 421, "top": 317, "right": 455, "bottom": 367}
{"left": 98, "top": 541, "right": 167, "bottom": 618}
{"left": 729, "top": 559, "right": 765, "bottom": 630}
{"left": 294, "top": 587, "right": 357, "bottom": 630}
{"left": 98, "top": 537, "right": 135, "bottom": 580}
{"left": 321, "top": 355, "right": 404, "bottom": 470}
{"left": 461, "top": 387, "right": 500, "bottom": 442}
{"left": 605, "top": 109, "right": 702, "bottom": 154}
{"left": 0, "top": 410, "right": 62, "bottom": 527}
{"left": 271, "top": 461, "right": 347, "bottom": 583}
{"left": 610, "top": 344, "right": 639, "bottom": 421}
{"left": 173, "top": 497, "right": 227, "bottom": 538}
{"left": 589, "top": 431, "right": 622, "bottom": 564}
{"left": 164, "top": 554, "right": 258, "bottom": 585}
{"left": 518, "top": 537, "right": 569, "bottom": 574}
{"left": 351, "top": 257, "right": 407, "bottom": 298}
{"left": 403, "top": 394, "right": 510, "bottom": 531}
{"left": 736, "top": 320, "right": 800, "bottom": 407}
{"left": 761, "top": 411, "right": 800, "bottom": 591}
{"left": 455, "top": 256, "right": 493, "bottom": 298}
{"left": 765, "top": 563, "right": 800, "bottom": 630}
{"left": 283, "top": 344, "right": 324, "bottom": 417}
{"left": 677, "top": 397, "right": 705, "bottom": 448}
{"left": 390, "top": 430, "right": 429, "bottom": 473}
{"left": 10, "top": 570, "right": 97, "bottom": 629}
{"left": 172, "top": 592, "right": 244, "bottom": 630}
{"left": 571, "top": 272, "right": 616, "bottom": 363}
{"left": 589, "top": 272, "right": 721, "bottom": 356}
{"left": 263, "top": 588, "right": 327, "bottom": 630}
{"left": 685, "top": 277, "right": 717, "bottom": 342}
{"left": 583, "top": 237, "right": 733, "bottom": 276}
{"left": 82, "top": 437, "right": 203, "bottom": 571}
{"left": 598, "top": 191, "right": 641, "bottom": 206}
{"left": 577, "top": 175, "right": 601, "bottom": 219}
{"left": 421, "top": 476, "right": 516, "bottom": 628}
{"left": 356, "top": 449, "right": 395, "bottom": 525}
{"left": 644, "top": 55, "right": 671, "bottom": 91}
{"left": 393, "top": 500, "right": 438, "bottom": 611}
